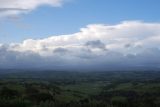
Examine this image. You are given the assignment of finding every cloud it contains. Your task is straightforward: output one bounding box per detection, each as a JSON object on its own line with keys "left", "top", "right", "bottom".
{"left": 1, "top": 21, "right": 160, "bottom": 71}
{"left": 85, "top": 40, "right": 107, "bottom": 50}
{"left": 0, "top": 0, "right": 65, "bottom": 17}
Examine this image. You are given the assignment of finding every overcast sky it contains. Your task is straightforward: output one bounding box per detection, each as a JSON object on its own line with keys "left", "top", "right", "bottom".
{"left": 0, "top": 0, "right": 160, "bottom": 71}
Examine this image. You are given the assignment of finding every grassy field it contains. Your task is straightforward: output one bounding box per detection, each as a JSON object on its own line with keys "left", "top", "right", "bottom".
{"left": 0, "top": 70, "right": 159, "bottom": 107}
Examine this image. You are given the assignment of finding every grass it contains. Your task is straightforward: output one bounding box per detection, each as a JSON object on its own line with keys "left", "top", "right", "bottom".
{"left": 62, "top": 82, "right": 103, "bottom": 95}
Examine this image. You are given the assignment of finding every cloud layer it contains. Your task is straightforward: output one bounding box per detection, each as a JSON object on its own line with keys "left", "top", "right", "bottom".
{"left": 1, "top": 21, "right": 160, "bottom": 71}
{"left": 0, "top": 0, "right": 64, "bottom": 17}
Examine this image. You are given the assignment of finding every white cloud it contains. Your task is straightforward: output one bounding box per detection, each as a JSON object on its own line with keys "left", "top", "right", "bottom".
{"left": 1, "top": 21, "right": 160, "bottom": 70}
{"left": 0, "top": 0, "right": 65, "bottom": 17}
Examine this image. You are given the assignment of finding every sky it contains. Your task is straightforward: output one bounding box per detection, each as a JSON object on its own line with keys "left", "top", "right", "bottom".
{"left": 0, "top": 0, "right": 160, "bottom": 43}
{"left": 0, "top": 0, "right": 160, "bottom": 70}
